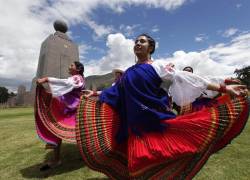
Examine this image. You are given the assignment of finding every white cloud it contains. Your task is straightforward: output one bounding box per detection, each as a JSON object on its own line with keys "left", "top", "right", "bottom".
{"left": 134, "top": 0, "right": 188, "bottom": 10}
{"left": 3, "top": 1, "right": 248, "bottom": 91}
{"left": 83, "top": 33, "right": 135, "bottom": 76}
{"left": 195, "top": 37, "right": 203, "bottom": 42}
{"left": 104, "top": 0, "right": 188, "bottom": 11}
{"left": 151, "top": 25, "right": 160, "bottom": 33}
{"left": 167, "top": 32, "right": 250, "bottom": 77}
{"left": 164, "top": 51, "right": 235, "bottom": 77}
{"left": 119, "top": 24, "right": 140, "bottom": 37}
{"left": 236, "top": 4, "right": 242, "bottom": 8}
{"left": 194, "top": 34, "right": 208, "bottom": 42}
{"left": 205, "top": 32, "right": 250, "bottom": 67}
{"left": 32, "top": 0, "right": 188, "bottom": 37}
{"left": 83, "top": 17, "right": 114, "bottom": 39}
{"left": 0, "top": 0, "right": 188, "bottom": 91}
{"left": 223, "top": 28, "right": 238, "bottom": 37}
{"left": 78, "top": 43, "right": 92, "bottom": 60}
{"left": 0, "top": 0, "right": 51, "bottom": 83}
{"left": 84, "top": 32, "right": 250, "bottom": 80}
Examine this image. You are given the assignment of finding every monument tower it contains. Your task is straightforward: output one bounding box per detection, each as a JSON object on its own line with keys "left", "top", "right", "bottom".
{"left": 30, "top": 20, "right": 80, "bottom": 103}
{"left": 36, "top": 20, "right": 79, "bottom": 79}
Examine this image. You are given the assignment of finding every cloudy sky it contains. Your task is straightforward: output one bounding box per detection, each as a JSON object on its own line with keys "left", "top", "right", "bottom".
{"left": 0, "top": 0, "right": 250, "bottom": 92}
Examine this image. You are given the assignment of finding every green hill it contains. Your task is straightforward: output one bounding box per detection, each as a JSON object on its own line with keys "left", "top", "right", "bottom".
{"left": 85, "top": 72, "right": 113, "bottom": 90}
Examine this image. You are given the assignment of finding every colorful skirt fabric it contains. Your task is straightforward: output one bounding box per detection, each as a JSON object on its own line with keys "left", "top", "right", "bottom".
{"left": 76, "top": 95, "right": 249, "bottom": 179}
{"left": 35, "top": 86, "right": 76, "bottom": 145}
{"left": 180, "top": 96, "right": 223, "bottom": 115}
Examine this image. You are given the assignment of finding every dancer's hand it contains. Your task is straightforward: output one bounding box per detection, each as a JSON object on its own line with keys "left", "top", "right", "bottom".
{"left": 164, "top": 63, "right": 175, "bottom": 73}
{"left": 225, "top": 85, "right": 248, "bottom": 97}
{"left": 167, "top": 63, "right": 175, "bottom": 68}
{"left": 37, "top": 77, "right": 48, "bottom": 85}
{"left": 82, "top": 90, "right": 95, "bottom": 98}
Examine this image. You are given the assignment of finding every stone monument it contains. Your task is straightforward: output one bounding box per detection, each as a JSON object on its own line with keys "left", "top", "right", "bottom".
{"left": 35, "top": 20, "right": 79, "bottom": 79}
{"left": 30, "top": 20, "right": 80, "bottom": 103}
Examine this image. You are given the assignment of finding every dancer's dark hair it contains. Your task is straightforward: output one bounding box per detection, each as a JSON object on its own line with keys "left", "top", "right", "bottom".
{"left": 183, "top": 66, "right": 193, "bottom": 73}
{"left": 74, "top": 61, "right": 84, "bottom": 76}
{"left": 136, "top": 33, "right": 156, "bottom": 54}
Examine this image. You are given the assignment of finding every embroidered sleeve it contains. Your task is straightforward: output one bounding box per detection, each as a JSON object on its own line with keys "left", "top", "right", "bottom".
{"left": 201, "top": 76, "right": 226, "bottom": 98}
{"left": 69, "top": 75, "right": 85, "bottom": 88}
{"left": 152, "top": 60, "right": 210, "bottom": 106}
{"left": 48, "top": 75, "right": 84, "bottom": 97}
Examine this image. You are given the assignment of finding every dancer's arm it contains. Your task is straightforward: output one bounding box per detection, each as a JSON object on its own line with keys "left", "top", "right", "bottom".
{"left": 37, "top": 77, "right": 48, "bottom": 84}
{"left": 151, "top": 60, "right": 248, "bottom": 106}
{"left": 82, "top": 90, "right": 101, "bottom": 98}
{"left": 37, "top": 75, "right": 84, "bottom": 97}
{"left": 207, "top": 83, "right": 247, "bottom": 97}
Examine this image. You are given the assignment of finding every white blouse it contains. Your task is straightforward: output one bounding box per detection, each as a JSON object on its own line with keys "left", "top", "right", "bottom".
{"left": 151, "top": 60, "right": 211, "bottom": 106}
{"left": 201, "top": 76, "right": 226, "bottom": 98}
{"left": 48, "top": 75, "right": 84, "bottom": 97}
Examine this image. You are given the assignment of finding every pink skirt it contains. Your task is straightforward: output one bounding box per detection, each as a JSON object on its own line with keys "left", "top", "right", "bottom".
{"left": 35, "top": 86, "right": 76, "bottom": 145}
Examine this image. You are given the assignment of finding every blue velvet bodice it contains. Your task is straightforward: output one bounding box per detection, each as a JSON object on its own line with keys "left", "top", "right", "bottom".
{"left": 100, "top": 63, "right": 176, "bottom": 142}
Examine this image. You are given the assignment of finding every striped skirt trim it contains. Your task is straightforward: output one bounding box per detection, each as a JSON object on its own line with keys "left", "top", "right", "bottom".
{"left": 76, "top": 95, "right": 249, "bottom": 179}
{"left": 35, "top": 86, "right": 76, "bottom": 143}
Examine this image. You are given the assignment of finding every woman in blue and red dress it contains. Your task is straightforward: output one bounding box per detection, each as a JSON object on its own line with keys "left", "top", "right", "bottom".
{"left": 77, "top": 34, "right": 249, "bottom": 179}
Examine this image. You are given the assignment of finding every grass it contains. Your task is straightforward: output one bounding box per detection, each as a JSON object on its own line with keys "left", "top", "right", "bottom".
{"left": 0, "top": 107, "right": 249, "bottom": 180}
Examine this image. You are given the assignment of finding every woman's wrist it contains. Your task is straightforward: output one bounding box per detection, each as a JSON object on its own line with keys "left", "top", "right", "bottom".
{"left": 44, "top": 77, "right": 48, "bottom": 83}
{"left": 224, "top": 78, "right": 231, "bottom": 84}
{"left": 218, "top": 84, "right": 227, "bottom": 93}
{"left": 93, "top": 91, "right": 98, "bottom": 96}
{"left": 93, "top": 90, "right": 101, "bottom": 96}
{"left": 37, "top": 77, "right": 48, "bottom": 84}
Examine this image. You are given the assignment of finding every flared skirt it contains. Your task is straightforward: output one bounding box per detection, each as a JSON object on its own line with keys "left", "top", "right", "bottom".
{"left": 76, "top": 95, "right": 249, "bottom": 179}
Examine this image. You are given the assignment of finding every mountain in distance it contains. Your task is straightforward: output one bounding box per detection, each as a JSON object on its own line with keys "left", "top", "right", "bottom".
{"left": 85, "top": 71, "right": 172, "bottom": 91}
{"left": 85, "top": 72, "right": 114, "bottom": 90}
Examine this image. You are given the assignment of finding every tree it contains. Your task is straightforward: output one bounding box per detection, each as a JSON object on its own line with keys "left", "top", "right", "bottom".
{"left": 9, "top": 92, "right": 16, "bottom": 97}
{"left": 0, "top": 86, "right": 9, "bottom": 103}
{"left": 234, "top": 66, "right": 250, "bottom": 89}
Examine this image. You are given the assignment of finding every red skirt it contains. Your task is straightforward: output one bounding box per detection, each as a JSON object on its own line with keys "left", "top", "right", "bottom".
{"left": 76, "top": 95, "right": 249, "bottom": 179}
{"left": 35, "top": 86, "right": 76, "bottom": 144}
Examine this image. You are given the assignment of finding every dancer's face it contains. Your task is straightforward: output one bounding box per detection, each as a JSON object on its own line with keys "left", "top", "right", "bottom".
{"left": 68, "top": 63, "right": 78, "bottom": 75}
{"left": 134, "top": 36, "right": 152, "bottom": 58}
{"left": 114, "top": 72, "right": 123, "bottom": 81}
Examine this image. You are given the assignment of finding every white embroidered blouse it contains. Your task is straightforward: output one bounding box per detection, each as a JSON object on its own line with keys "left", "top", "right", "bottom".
{"left": 48, "top": 75, "right": 84, "bottom": 97}
{"left": 151, "top": 60, "right": 212, "bottom": 106}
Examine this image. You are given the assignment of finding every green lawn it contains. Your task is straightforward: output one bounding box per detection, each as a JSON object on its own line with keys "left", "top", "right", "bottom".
{"left": 0, "top": 107, "right": 249, "bottom": 180}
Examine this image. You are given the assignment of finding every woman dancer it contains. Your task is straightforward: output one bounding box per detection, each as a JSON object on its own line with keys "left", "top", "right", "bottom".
{"left": 77, "top": 34, "right": 249, "bottom": 179}
{"left": 35, "top": 61, "right": 85, "bottom": 170}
